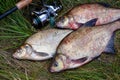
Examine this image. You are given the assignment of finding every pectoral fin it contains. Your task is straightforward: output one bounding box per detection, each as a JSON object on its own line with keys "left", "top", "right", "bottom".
{"left": 80, "top": 18, "right": 98, "bottom": 27}
{"left": 71, "top": 56, "right": 88, "bottom": 64}
{"left": 103, "top": 33, "right": 115, "bottom": 54}
{"left": 34, "top": 51, "right": 49, "bottom": 57}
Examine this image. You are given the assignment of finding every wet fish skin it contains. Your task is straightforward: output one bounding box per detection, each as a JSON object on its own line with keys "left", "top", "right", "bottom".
{"left": 50, "top": 20, "right": 120, "bottom": 72}
{"left": 13, "top": 29, "right": 73, "bottom": 60}
{"left": 56, "top": 3, "right": 120, "bottom": 30}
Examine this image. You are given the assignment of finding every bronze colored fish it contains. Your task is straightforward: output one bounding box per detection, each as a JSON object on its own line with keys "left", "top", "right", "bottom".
{"left": 50, "top": 20, "right": 120, "bottom": 72}
{"left": 56, "top": 3, "right": 120, "bottom": 30}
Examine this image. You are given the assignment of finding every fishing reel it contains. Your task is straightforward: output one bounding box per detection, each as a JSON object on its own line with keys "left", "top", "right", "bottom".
{"left": 0, "top": 0, "right": 62, "bottom": 28}
{"left": 30, "top": 0, "right": 62, "bottom": 28}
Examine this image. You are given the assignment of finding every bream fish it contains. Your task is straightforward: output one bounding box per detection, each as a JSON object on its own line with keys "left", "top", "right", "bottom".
{"left": 13, "top": 29, "right": 73, "bottom": 60}
{"left": 56, "top": 3, "right": 120, "bottom": 30}
{"left": 50, "top": 20, "right": 120, "bottom": 72}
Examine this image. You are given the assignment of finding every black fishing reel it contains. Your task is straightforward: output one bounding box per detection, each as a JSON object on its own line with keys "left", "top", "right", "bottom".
{"left": 30, "top": 0, "right": 62, "bottom": 28}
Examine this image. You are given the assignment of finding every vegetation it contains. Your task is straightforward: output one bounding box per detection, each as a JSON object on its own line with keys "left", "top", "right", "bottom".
{"left": 0, "top": 0, "right": 120, "bottom": 80}
{"left": 0, "top": 0, "right": 36, "bottom": 50}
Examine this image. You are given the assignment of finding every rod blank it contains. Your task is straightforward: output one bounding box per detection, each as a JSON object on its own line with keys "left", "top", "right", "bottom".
{"left": 0, "top": 7, "right": 18, "bottom": 20}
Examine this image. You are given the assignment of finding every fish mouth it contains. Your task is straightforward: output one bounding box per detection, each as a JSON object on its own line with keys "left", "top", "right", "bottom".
{"left": 12, "top": 53, "right": 18, "bottom": 59}
{"left": 49, "top": 66, "right": 56, "bottom": 73}
{"left": 49, "top": 68, "right": 55, "bottom": 73}
{"left": 49, "top": 68, "right": 60, "bottom": 73}
{"left": 56, "top": 22, "right": 63, "bottom": 28}
{"left": 49, "top": 66, "right": 60, "bottom": 73}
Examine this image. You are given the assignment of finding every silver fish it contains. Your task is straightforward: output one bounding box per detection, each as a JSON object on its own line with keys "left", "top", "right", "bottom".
{"left": 13, "top": 29, "right": 73, "bottom": 60}
{"left": 56, "top": 3, "right": 120, "bottom": 30}
{"left": 50, "top": 20, "right": 120, "bottom": 72}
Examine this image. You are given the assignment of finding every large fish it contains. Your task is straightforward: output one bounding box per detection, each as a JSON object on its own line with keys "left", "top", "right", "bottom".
{"left": 13, "top": 19, "right": 97, "bottom": 60}
{"left": 13, "top": 29, "right": 73, "bottom": 60}
{"left": 56, "top": 3, "right": 120, "bottom": 30}
{"left": 50, "top": 20, "right": 120, "bottom": 72}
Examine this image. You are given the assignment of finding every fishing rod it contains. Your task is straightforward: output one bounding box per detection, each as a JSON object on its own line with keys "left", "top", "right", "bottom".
{"left": 0, "top": 0, "right": 32, "bottom": 20}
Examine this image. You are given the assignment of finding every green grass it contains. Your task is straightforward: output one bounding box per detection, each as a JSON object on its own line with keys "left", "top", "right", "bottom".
{"left": 0, "top": 0, "right": 36, "bottom": 50}
{"left": 0, "top": 0, "right": 120, "bottom": 80}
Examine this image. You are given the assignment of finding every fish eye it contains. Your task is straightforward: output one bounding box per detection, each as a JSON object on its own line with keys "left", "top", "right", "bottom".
{"left": 61, "top": 17, "right": 65, "bottom": 23}
{"left": 25, "top": 45, "right": 29, "bottom": 49}
{"left": 53, "top": 61, "right": 58, "bottom": 67}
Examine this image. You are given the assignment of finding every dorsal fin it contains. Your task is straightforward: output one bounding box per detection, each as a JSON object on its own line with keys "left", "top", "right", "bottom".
{"left": 97, "top": 2, "right": 111, "bottom": 7}
{"left": 83, "top": 18, "right": 98, "bottom": 27}
{"left": 103, "top": 33, "right": 115, "bottom": 54}
{"left": 76, "top": 18, "right": 98, "bottom": 28}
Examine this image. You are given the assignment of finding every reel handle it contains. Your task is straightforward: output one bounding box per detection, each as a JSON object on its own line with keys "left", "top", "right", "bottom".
{"left": 16, "top": 0, "right": 32, "bottom": 9}
{"left": 0, "top": 0, "right": 32, "bottom": 20}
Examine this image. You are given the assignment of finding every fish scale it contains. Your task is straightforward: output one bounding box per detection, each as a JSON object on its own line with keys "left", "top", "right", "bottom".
{"left": 56, "top": 3, "right": 120, "bottom": 29}
{"left": 13, "top": 29, "right": 73, "bottom": 60}
{"left": 58, "top": 27, "right": 111, "bottom": 60}
{"left": 25, "top": 29, "right": 73, "bottom": 53}
{"left": 50, "top": 20, "right": 120, "bottom": 72}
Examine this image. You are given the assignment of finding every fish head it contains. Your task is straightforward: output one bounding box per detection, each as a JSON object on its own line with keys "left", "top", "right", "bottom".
{"left": 50, "top": 54, "right": 68, "bottom": 72}
{"left": 56, "top": 15, "right": 78, "bottom": 30}
{"left": 56, "top": 16, "right": 69, "bottom": 28}
{"left": 50, "top": 53, "right": 90, "bottom": 72}
{"left": 13, "top": 44, "right": 33, "bottom": 59}
{"left": 13, "top": 44, "right": 50, "bottom": 60}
